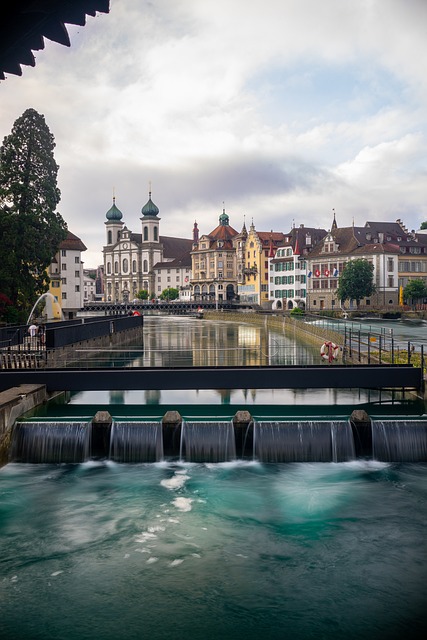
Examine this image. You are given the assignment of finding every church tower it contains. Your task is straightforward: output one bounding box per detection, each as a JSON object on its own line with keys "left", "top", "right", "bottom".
{"left": 140, "top": 189, "right": 162, "bottom": 295}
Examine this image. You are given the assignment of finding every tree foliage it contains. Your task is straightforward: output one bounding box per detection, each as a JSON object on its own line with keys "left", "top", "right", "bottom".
{"left": 420, "top": 222, "right": 427, "bottom": 230}
{"left": 336, "top": 259, "right": 375, "bottom": 308}
{"left": 160, "top": 287, "right": 179, "bottom": 301}
{"left": 0, "top": 108, "right": 67, "bottom": 308}
{"left": 136, "top": 289, "right": 149, "bottom": 300}
{"left": 404, "top": 279, "right": 427, "bottom": 304}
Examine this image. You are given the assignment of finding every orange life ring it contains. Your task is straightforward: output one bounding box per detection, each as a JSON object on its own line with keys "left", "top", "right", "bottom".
{"left": 320, "top": 341, "right": 339, "bottom": 363}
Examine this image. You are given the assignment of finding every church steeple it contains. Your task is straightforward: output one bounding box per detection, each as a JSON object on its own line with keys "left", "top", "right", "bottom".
{"left": 331, "top": 208, "right": 337, "bottom": 230}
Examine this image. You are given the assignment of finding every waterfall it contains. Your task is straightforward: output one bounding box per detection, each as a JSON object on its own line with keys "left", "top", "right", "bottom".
{"left": 180, "top": 421, "right": 237, "bottom": 462}
{"left": 109, "top": 421, "right": 164, "bottom": 462}
{"left": 253, "top": 420, "right": 355, "bottom": 463}
{"left": 11, "top": 421, "right": 91, "bottom": 463}
{"left": 372, "top": 420, "right": 427, "bottom": 462}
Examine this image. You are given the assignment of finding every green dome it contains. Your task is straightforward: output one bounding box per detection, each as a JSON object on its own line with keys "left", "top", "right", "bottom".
{"left": 141, "top": 192, "right": 159, "bottom": 217}
{"left": 106, "top": 199, "right": 123, "bottom": 221}
{"left": 219, "top": 209, "right": 229, "bottom": 226}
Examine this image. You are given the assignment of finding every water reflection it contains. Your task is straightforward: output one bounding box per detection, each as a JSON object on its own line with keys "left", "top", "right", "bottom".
{"left": 128, "top": 316, "right": 316, "bottom": 368}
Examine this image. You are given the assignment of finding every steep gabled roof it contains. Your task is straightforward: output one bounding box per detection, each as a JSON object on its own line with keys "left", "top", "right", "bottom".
{"left": 59, "top": 230, "right": 87, "bottom": 252}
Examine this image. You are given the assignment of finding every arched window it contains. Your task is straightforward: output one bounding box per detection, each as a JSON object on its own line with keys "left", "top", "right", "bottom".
{"left": 132, "top": 260, "right": 137, "bottom": 273}
{"left": 154, "top": 226, "right": 158, "bottom": 241}
{"left": 107, "top": 230, "right": 112, "bottom": 244}
{"left": 122, "top": 258, "right": 128, "bottom": 273}
{"left": 143, "top": 226, "right": 148, "bottom": 241}
{"left": 107, "top": 262, "right": 111, "bottom": 274}
{"left": 143, "top": 260, "right": 148, "bottom": 272}
{"left": 114, "top": 261, "right": 119, "bottom": 274}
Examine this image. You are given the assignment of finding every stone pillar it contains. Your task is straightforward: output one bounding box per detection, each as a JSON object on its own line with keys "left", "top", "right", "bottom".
{"left": 350, "top": 409, "right": 372, "bottom": 458}
{"left": 162, "top": 411, "right": 182, "bottom": 458}
{"left": 233, "top": 410, "right": 253, "bottom": 458}
{"left": 91, "top": 411, "right": 112, "bottom": 459}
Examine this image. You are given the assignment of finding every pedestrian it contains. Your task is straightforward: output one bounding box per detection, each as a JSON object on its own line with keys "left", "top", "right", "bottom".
{"left": 28, "top": 322, "right": 38, "bottom": 338}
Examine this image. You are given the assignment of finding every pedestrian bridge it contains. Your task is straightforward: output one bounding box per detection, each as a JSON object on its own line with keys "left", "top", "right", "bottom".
{"left": 0, "top": 363, "right": 422, "bottom": 392}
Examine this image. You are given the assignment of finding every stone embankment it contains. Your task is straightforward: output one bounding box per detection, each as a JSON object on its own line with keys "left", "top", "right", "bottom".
{"left": 0, "top": 385, "right": 67, "bottom": 466}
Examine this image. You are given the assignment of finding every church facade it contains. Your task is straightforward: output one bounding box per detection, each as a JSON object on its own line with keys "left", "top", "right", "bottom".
{"left": 103, "top": 192, "right": 193, "bottom": 302}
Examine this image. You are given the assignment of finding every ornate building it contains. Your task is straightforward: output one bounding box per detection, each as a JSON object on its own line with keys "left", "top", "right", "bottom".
{"left": 191, "top": 209, "right": 240, "bottom": 302}
{"left": 238, "top": 221, "right": 286, "bottom": 306}
{"left": 103, "top": 191, "right": 193, "bottom": 302}
{"left": 269, "top": 224, "right": 327, "bottom": 310}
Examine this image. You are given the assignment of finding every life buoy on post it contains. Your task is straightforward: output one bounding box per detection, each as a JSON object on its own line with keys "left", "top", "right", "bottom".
{"left": 320, "top": 341, "right": 339, "bottom": 364}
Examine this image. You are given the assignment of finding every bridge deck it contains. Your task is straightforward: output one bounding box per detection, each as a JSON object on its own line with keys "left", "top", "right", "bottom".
{"left": 0, "top": 364, "right": 422, "bottom": 392}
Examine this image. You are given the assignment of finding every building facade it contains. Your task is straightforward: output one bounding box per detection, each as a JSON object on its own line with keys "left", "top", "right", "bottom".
{"left": 103, "top": 192, "right": 193, "bottom": 302}
{"left": 306, "top": 225, "right": 400, "bottom": 311}
{"left": 238, "top": 222, "right": 286, "bottom": 306}
{"left": 269, "top": 225, "right": 327, "bottom": 310}
{"left": 191, "top": 209, "right": 239, "bottom": 302}
{"left": 49, "top": 230, "right": 87, "bottom": 318}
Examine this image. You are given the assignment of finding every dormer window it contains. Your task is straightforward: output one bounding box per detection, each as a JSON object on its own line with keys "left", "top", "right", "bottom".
{"left": 366, "top": 233, "right": 371, "bottom": 241}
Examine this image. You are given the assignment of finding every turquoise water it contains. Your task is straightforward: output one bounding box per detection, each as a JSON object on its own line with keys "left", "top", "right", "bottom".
{"left": 1, "top": 460, "right": 427, "bottom": 640}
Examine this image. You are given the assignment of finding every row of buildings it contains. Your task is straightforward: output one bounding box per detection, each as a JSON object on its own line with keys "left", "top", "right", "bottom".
{"left": 48, "top": 190, "right": 427, "bottom": 317}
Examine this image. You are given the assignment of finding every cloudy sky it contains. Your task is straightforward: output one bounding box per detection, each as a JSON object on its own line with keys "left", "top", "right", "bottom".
{"left": 2, "top": 0, "right": 427, "bottom": 267}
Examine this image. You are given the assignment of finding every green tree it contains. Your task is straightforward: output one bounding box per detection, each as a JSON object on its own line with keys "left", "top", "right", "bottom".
{"left": 136, "top": 289, "right": 149, "bottom": 300}
{"left": 160, "top": 287, "right": 179, "bottom": 301}
{"left": 0, "top": 108, "right": 67, "bottom": 309}
{"left": 404, "top": 279, "right": 427, "bottom": 305}
{"left": 337, "top": 259, "right": 375, "bottom": 309}
{"left": 420, "top": 222, "right": 427, "bottom": 230}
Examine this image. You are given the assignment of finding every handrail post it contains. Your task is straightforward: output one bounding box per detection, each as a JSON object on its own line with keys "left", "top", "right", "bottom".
{"left": 391, "top": 337, "right": 394, "bottom": 364}
{"left": 379, "top": 334, "right": 382, "bottom": 364}
{"left": 367, "top": 333, "right": 370, "bottom": 364}
{"left": 408, "top": 341, "right": 411, "bottom": 365}
{"left": 358, "top": 330, "right": 361, "bottom": 362}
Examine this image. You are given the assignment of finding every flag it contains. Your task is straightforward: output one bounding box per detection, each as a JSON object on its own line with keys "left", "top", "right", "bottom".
{"left": 333, "top": 269, "right": 338, "bottom": 277}
{"left": 307, "top": 271, "right": 312, "bottom": 278}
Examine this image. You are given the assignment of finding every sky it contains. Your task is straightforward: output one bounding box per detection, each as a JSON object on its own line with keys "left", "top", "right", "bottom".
{"left": 2, "top": 0, "right": 427, "bottom": 268}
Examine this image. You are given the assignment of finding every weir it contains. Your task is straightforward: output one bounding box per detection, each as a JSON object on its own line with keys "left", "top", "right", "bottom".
{"left": 8, "top": 414, "right": 427, "bottom": 463}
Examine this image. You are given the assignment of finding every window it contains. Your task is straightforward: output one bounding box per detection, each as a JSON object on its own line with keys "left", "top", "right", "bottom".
{"left": 75, "top": 285, "right": 80, "bottom": 292}
{"left": 122, "top": 258, "right": 128, "bottom": 273}
{"left": 167, "top": 277, "right": 171, "bottom": 282}
{"left": 61, "top": 278, "right": 67, "bottom": 285}
{"left": 154, "top": 227, "right": 158, "bottom": 241}
{"left": 61, "top": 249, "right": 66, "bottom": 256}
{"left": 132, "top": 260, "right": 137, "bottom": 272}
{"left": 75, "top": 256, "right": 79, "bottom": 263}
{"left": 74, "top": 270, "right": 79, "bottom": 278}
{"left": 388, "top": 276, "right": 394, "bottom": 287}
{"left": 107, "top": 262, "right": 111, "bottom": 274}
{"left": 114, "top": 261, "right": 119, "bottom": 273}
{"left": 62, "top": 292, "right": 67, "bottom": 300}
{"left": 387, "top": 258, "right": 394, "bottom": 272}
{"left": 143, "top": 260, "right": 148, "bottom": 272}
{"left": 176, "top": 276, "right": 180, "bottom": 282}
{"left": 61, "top": 263, "right": 66, "bottom": 270}
{"left": 144, "top": 226, "right": 148, "bottom": 241}
{"left": 107, "top": 230, "right": 112, "bottom": 244}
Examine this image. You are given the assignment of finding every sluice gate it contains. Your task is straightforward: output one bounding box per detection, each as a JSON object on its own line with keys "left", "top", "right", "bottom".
{"left": 9, "top": 414, "right": 427, "bottom": 464}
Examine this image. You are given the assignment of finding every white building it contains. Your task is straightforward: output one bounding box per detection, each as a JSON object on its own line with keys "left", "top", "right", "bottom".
{"left": 269, "top": 225, "right": 327, "bottom": 310}
{"left": 49, "top": 231, "right": 87, "bottom": 319}
{"left": 103, "top": 191, "right": 193, "bottom": 302}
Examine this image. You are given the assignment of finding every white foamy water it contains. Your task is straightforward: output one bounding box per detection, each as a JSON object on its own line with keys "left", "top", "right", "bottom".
{"left": 160, "top": 473, "right": 190, "bottom": 490}
{"left": 172, "top": 497, "right": 193, "bottom": 512}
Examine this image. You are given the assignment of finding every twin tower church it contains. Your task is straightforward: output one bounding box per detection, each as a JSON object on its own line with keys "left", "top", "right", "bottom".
{"left": 103, "top": 190, "right": 196, "bottom": 301}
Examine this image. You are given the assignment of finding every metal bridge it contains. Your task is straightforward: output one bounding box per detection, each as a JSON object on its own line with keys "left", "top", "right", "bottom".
{"left": 0, "top": 363, "right": 422, "bottom": 392}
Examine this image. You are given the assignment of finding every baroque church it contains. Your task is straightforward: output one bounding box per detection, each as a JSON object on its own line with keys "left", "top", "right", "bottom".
{"left": 103, "top": 191, "right": 193, "bottom": 301}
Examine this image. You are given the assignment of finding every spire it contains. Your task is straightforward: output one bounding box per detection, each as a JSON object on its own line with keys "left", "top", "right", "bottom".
{"left": 193, "top": 220, "right": 199, "bottom": 243}
{"left": 331, "top": 208, "right": 337, "bottom": 230}
{"left": 141, "top": 186, "right": 159, "bottom": 217}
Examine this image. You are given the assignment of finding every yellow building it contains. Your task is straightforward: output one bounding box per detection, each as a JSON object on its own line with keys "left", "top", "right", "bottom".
{"left": 238, "top": 222, "right": 286, "bottom": 306}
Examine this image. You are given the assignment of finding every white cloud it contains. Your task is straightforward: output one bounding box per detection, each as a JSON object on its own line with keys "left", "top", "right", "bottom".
{"left": 2, "top": 0, "right": 427, "bottom": 267}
